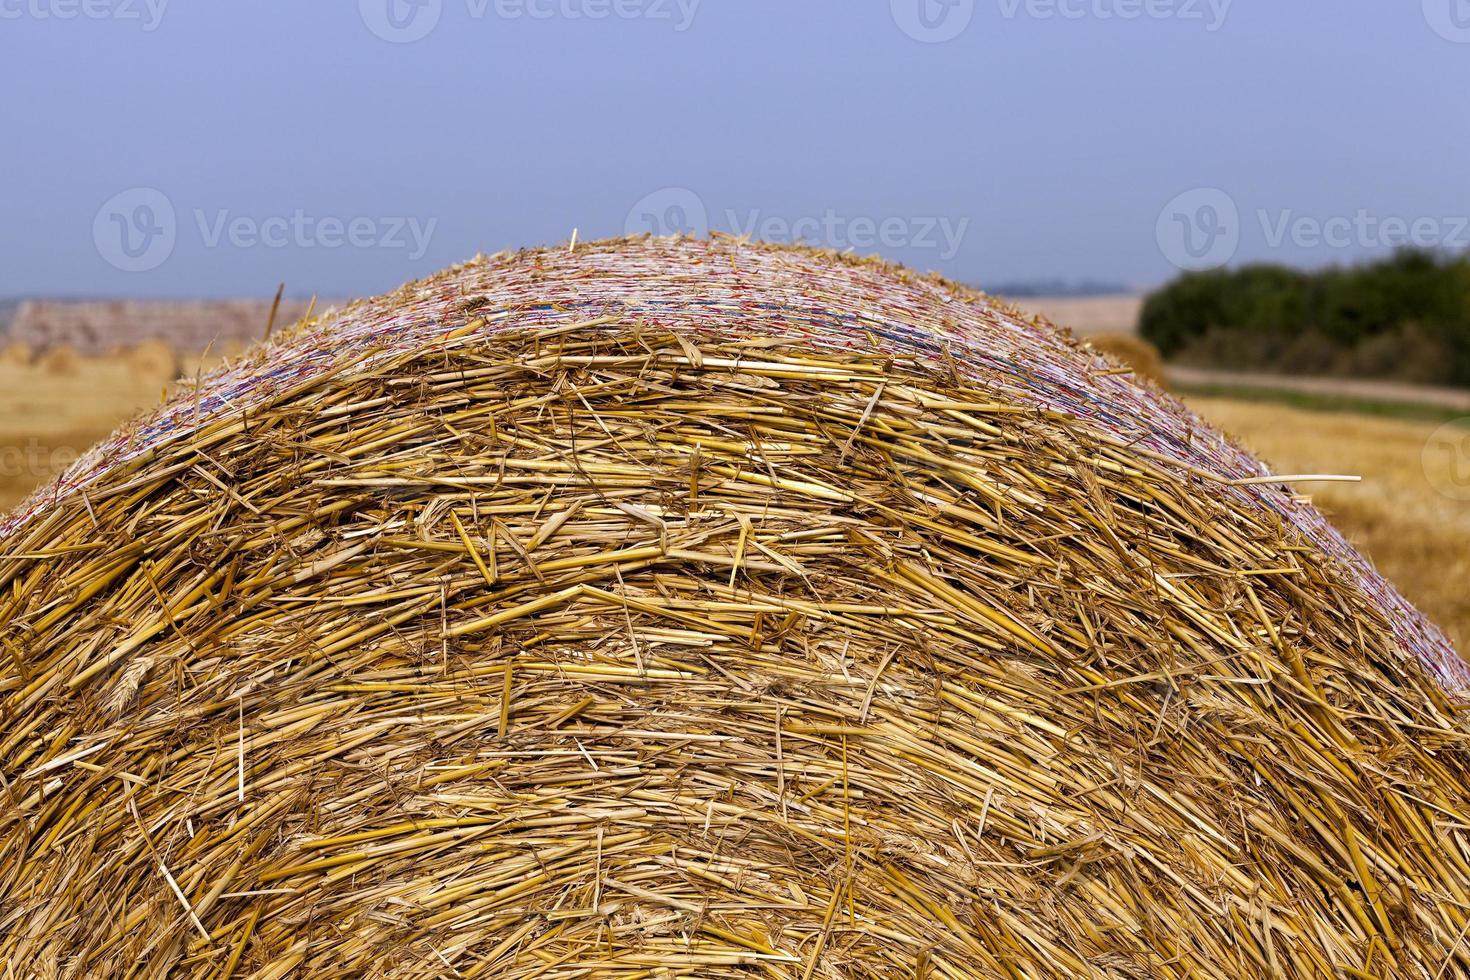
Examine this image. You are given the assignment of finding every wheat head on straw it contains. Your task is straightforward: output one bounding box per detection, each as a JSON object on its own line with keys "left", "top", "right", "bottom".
{"left": 2, "top": 236, "right": 1469, "bottom": 978}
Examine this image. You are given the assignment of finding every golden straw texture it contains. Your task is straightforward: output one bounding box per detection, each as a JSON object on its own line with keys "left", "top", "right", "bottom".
{"left": 2, "top": 238, "right": 1469, "bottom": 978}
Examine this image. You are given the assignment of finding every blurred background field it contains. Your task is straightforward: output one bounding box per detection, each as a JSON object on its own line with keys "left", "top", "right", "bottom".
{"left": 2, "top": 297, "right": 1465, "bottom": 655}
{"left": 1187, "top": 398, "right": 1470, "bottom": 654}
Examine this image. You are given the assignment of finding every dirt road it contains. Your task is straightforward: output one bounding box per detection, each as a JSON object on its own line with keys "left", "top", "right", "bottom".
{"left": 1169, "top": 367, "right": 1470, "bottom": 413}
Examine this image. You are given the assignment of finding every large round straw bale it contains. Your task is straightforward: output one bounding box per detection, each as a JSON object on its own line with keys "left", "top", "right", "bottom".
{"left": 2, "top": 238, "right": 1469, "bottom": 977}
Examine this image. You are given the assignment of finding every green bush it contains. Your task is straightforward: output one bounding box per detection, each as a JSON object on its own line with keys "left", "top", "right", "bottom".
{"left": 1139, "top": 250, "right": 1470, "bottom": 386}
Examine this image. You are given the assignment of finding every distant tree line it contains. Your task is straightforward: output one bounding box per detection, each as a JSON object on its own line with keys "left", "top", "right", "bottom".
{"left": 1138, "top": 250, "right": 1470, "bottom": 386}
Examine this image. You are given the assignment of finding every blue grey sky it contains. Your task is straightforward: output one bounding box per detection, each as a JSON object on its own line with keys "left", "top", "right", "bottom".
{"left": 1, "top": 0, "right": 1467, "bottom": 299}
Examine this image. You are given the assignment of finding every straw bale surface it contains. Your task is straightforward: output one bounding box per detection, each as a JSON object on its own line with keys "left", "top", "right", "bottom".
{"left": 2, "top": 237, "right": 1469, "bottom": 977}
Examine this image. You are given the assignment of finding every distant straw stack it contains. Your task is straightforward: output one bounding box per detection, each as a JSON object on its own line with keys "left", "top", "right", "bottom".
{"left": 0, "top": 342, "right": 32, "bottom": 366}
{"left": 2, "top": 237, "right": 1469, "bottom": 977}
{"left": 123, "top": 338, "right": 180, "bottom": 383}
{"left": 1086, "top": 332, "right": 1167, "bottom": 386}
{"left": 38, "top": 342, "right": 79, "bottom": 376}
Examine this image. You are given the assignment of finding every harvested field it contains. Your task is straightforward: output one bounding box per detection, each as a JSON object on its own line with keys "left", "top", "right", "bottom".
{"left": 1, "top": 239, "right": 1469, "bottom": 977}
{"left": 8, "top": 298, "right": 319, "bottom": 356}
{"left": 1173, "top": 366, "right": 1470, "bottom": 414}
{"left": 0, "top": 348, "right": 229, "bottom": 510}
{"left": 1005, "top": 294, "right": 1142, "bottom": 336}
{"left": 1192, "top": 397, "right": 1470, "bottom": 656}
{"left": 0, "top": 343, "right": 32, "bottom": 367}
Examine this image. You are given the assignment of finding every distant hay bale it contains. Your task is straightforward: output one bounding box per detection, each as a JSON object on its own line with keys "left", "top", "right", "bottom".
{"left": 211, "top": 337, "right": 249, "bottom": 369}
{"left": 1087, "top": 332, "right": 1167, "bottom": 386}
{"left": 124, "top": 339, "right": 180, "bottom": 381}
{"left": 38, "top": 343, "right": 80, "bottom": 376}
{"left": 0, "top": 342, "right": 32, "bottom": 366}
{"left": 1, "top": 237, "right": 1468, "bottom": 976}
{"left": 8, "top": 298, "right": 320, "bottom": 356}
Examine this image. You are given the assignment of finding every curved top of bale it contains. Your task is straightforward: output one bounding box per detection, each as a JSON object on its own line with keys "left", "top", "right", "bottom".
{"left": 2, "top": 236, "right": 1469, "bottom": 977}
{"left": 8, "top": 236, "right": 1463, "bottom": 690}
